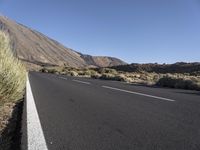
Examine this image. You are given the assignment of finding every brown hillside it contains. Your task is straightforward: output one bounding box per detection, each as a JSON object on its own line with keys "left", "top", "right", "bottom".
{"left": 0, "top": 16, "right": 126, "bottom": 69}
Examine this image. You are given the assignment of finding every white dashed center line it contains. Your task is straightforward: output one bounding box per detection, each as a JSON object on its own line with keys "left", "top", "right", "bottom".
{"left": 102, "top": 85, "right": 175, "bottom": 102}
{"left": 73, "top": 79, "right": 91, "bottom": 85}
{"left": 59, "top": 77, "right": 67, "bottom": 80}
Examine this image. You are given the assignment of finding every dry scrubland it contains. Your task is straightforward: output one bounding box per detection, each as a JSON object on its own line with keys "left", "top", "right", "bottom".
{"left": 0, "top": 30, "right": 26, "bottom": 142}
{"left": 40, "top": 66, "right": 200, "bottom": 91}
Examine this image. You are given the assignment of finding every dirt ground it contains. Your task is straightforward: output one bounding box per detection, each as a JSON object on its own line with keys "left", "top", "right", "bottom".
{"left": 0, "top": 100, "right": 23, "bottom": 150}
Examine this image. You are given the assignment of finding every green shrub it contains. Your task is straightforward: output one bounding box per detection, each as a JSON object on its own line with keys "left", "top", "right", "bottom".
{"left": 0, "top": 31, "right": 26, "bottom": 104}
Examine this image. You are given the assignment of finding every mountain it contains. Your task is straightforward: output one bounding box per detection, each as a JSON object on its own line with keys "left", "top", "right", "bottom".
{"left": 111, "top": 62, "right": 200, "bottom": 75}
{"left": 0, "top": 16, "right": 126, "bottom": 69}
{"left": 80, "top": 55, "right": 126, "bottom": 68}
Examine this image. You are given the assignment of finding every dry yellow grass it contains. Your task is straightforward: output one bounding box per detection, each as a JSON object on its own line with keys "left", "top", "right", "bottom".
{"left": 0, "top": 31, "right": 27, "bottom": 105}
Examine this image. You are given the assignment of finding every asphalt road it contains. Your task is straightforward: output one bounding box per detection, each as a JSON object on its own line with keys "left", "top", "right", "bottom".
{"left": 24, "top": 72, "right": 200, "bottom": 150}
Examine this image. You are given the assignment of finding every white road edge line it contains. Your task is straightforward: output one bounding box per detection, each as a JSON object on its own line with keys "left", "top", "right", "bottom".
{"left": 102, "top": 85, "right": 175, "bottom": 102}
{"left": 27, "top": 77, "right": 48, "bottom": 150}
{"left": 59, "top": 77, "right": 67, "bottom": 80}
{"left": 72, "top": 79, "right": 91, "bottom": 85}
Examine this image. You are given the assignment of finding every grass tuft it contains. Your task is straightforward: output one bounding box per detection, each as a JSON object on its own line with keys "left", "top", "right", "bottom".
{"left": 0, "top": 31, "right": 27, "bottom": 105}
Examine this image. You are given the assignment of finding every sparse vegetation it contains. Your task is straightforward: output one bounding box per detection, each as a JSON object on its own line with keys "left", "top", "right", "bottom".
{"left": 0, "top": 31, "right": 26, "bottom": 105}
{"left": 39, "top": 66, "right": 200, "bottom": 91}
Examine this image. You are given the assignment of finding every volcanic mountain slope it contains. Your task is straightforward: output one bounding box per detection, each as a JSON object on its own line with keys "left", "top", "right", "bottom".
{"left": 0, "top": 15, "right": 126, "bottom": 68}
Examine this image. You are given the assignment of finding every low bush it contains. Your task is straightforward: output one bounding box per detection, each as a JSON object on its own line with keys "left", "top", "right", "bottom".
{"left": 78, "top": 69, "right": 97, "bottom": 77}
{"left": 39, "top": 68, "right": 47, "bottom": 73}
{"left": 99, "top": 73, "right": 126, "bottom": 81}
{"left": 68, "top": 71, "right": 78, "bottom": 76}
{"left": 46, "top": 68, "right": 58, "bottom": 74}
{"left": 39, "top": 67, "right": 58, "bottom": 74}
{"left": 156, "top": 76, "right": 200, "bottom": 91}
{"left": 98, "top": 68, "right": 118, "bottom": 75}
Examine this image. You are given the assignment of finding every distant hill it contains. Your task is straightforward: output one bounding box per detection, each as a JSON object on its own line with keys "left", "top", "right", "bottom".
{"left": 0, "top": 16, "right": 126, "bottom": 69}
{"left": 111, "top": 62, "right": 200, "bottom": 75}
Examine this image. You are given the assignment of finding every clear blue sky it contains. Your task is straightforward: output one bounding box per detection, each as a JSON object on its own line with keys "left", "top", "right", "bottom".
{"left": 0, "top": 0, "right": 200, "bottom": 63}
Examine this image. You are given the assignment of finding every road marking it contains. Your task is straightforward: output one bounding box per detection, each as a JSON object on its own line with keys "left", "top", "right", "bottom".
{"left": 27, "top": 77, "right": 48, "bottom": 150}
{"left": 59, "top": 77, "right": 67, "bottom": 80}
{"left": 73, "top": 79, "right": 91, "bottom": 85}
{"left": 102, "top": 85, "right": 175, "bottom": 102}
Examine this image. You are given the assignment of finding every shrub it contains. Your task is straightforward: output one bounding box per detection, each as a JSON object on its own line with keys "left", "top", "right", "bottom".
{"left": 99, "top": 73, "right": 127, "bottom": 81}
{"left": 40, "top": 68, "right": 48, "bottom": 73}
{"left": 98, "top": 68, "right": 118, "bottom": 75}
{"left": 0, "top": 31, "right": 26, "bottom": 104}
{"left": 68, "top": 71, "right": 78, "bottom": 76}
{"left": 46, "top": 68, "right": 58, "bottom": 74}
{"left": 39, "top": 67, "right": 59, "bottom": 74}
{"left": 156, "top": 76, "right": 200, "bottom": 91}
{"left": 91, "top": 73, "right": 101, "bottom": 79}
{"left": 153, "top": 74, "right": 160, "bottom": 82}
{"left": 87, "top": 69, "right": 98, "bottom": 76}
{"left": 114, "top": 74, "right": 128, "bottom": 82}
{"left": 190, "top": 71, "right": 200, "bottom": 76}
{"left": 78, "top": 69, "right": 97, "bottom": 76}
{"left": 100, "top": 73, "right": 116, "bottom": 80}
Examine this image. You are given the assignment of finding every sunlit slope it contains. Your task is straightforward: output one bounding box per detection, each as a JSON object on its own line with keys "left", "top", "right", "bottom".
{"left": 0, "top": 16, "right": 126, "bottom": 68}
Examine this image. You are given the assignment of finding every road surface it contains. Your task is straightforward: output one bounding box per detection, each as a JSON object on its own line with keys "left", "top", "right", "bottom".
{"left": 22, "top": 72, "right": 200, "bottom": 150}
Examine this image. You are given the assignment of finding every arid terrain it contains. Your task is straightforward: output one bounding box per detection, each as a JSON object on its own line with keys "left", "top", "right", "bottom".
{"left": 0, "top": 16, "right": 126, "bottom": 69}
{"left": 0, "top": 14, "right": 200, "bottom": 150}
